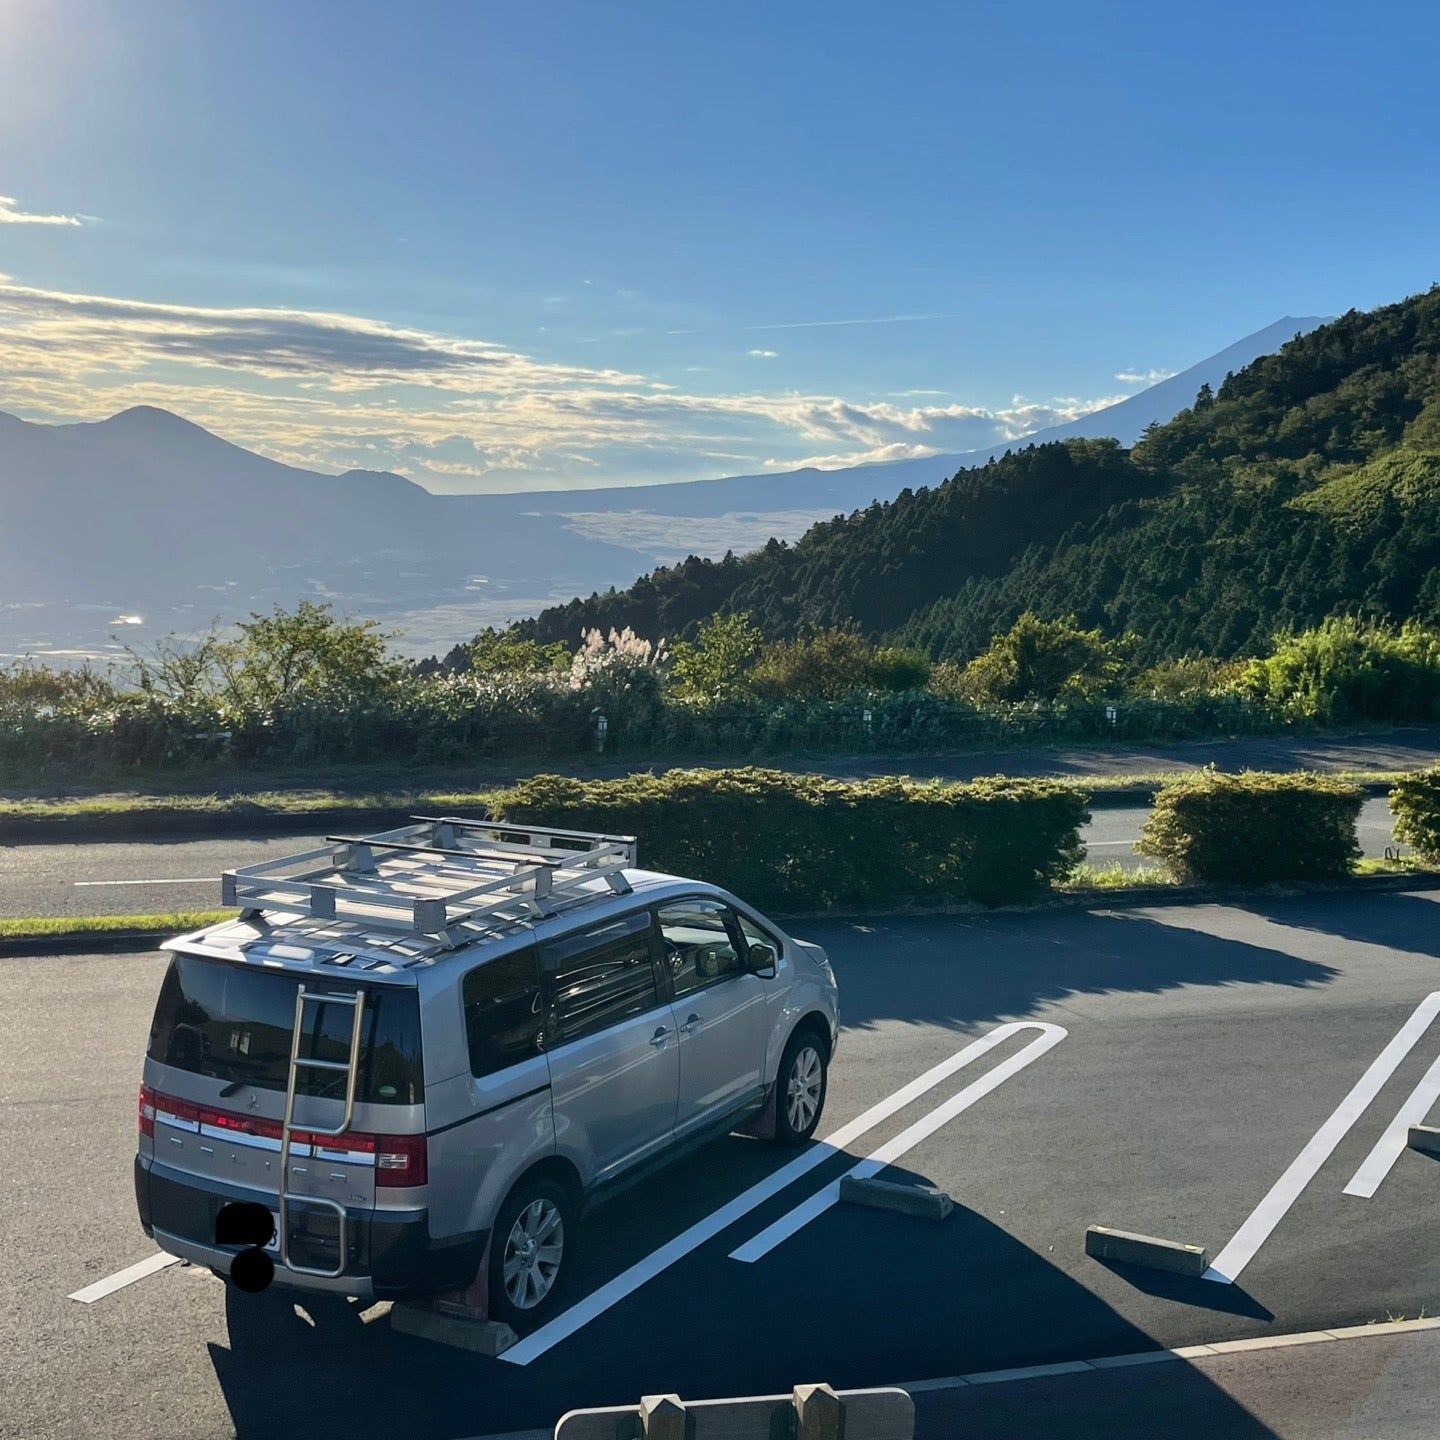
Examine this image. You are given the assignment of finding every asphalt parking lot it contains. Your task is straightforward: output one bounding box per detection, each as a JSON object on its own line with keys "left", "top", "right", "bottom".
{"left": 7, "top": 889, "right": 1440, "bottom": 1438}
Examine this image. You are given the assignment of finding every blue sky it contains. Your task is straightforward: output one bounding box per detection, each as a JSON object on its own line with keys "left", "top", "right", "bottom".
{"left": 0, "top": 0, "right": 1436, "bottom": 491}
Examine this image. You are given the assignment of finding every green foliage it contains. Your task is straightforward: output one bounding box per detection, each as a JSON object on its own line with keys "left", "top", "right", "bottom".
{"left": 487, "top": 767, "right": 1089, "bottom": 909}
{"left": 747, "top": 630, "right": 930, "bottom": 700}
{"left": 1236, "top": 618, "right": 1440, "bottom": 723}
{"left": 668, "top": 612, "right": 763, "bottom": 701}
{"left": 1389, "top": 767, "right": 1440, "bottom": 861}
{"left": 1133, "top": 655, "right": 1245, "bottom": 700}
{"left": 1137, "top": 770, "right": 1363, "bottom": 883}
{"left": 522, "top": 437, "right": 1154, "bottom": 646}
{"left": 464, "top": 627, "right": 570, "bottom": 676}
{"left": 943, "top": 612, "right": 1126, "bottom": 703}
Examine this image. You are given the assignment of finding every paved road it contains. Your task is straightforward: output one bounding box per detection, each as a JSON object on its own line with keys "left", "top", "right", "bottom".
{"left": 815, "top": 726, "right": 1440, "bottom": 783}
{"left": 0, "top": 798, "right": 1402, "bottom": 916}
{"left": 9, "top": 889, "right": 1440, "bottom": 1437}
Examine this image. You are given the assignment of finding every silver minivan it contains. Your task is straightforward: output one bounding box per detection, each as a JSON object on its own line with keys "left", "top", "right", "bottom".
{"left": 135, "top": 817, "right": 839, "bottom": 1331}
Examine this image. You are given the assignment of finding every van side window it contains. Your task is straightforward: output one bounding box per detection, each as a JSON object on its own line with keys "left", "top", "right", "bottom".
{"left": 543, "top": 911, "right": 659, "bottom": 1043}
{"left": 657, "top": 899, "right": 744, "bottom": 998}
{"left": 463, "top": 946, "right": 544, "bottom": 1078}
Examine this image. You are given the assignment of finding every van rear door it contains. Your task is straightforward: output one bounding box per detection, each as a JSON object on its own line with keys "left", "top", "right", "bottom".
{"left": 139, "top": 953, "right": 424, "bottom": 1267}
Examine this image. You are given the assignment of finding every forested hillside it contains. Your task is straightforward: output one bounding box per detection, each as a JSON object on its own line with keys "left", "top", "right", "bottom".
{"left": 526, "top": 289, "right": 1440, "bottom": 664}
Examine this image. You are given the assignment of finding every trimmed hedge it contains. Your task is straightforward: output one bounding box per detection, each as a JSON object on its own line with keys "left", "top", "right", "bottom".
{"left": 1137, "top": 770, "right": 1362, "bottom": 883}
{"left": 1390, "top": 767, "right": 1440, "bottom": 860}
{"left": 486, "top": 767, "right": 1088, "bottom": 911}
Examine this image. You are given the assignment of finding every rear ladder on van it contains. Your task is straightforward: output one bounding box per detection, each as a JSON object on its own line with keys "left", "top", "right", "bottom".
{"left": 277, "top": 985, "right": 366, "bottom": 1278}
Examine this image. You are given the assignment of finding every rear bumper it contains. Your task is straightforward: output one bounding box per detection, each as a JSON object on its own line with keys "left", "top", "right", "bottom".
{"left": 135, "top": 1155, "right": 486, "bottom": 1301}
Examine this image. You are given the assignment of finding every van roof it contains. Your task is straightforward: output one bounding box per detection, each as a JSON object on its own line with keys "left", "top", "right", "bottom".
{"left": 165, "top": 865, "right": 712, "bottom": 981}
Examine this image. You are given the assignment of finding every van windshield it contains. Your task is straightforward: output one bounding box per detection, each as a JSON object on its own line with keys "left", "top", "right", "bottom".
{"left": 146, "top": 954, "right": 423, "bottom": 1105}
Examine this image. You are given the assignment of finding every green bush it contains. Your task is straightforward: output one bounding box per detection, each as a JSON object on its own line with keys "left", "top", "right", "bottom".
{"left": 1137, "top": 770, "right": 1362, "bottom": 883}
{"left": 486, "top": 766, "right": 1088, "bottom": 910}
{"left": 1235, "top": 617, "right": 1440, "bottom": 724}
{"left": 1390, "top": 767, "right": 1440, "bottom": 860}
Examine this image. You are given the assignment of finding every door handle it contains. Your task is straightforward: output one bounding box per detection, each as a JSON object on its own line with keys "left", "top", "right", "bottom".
{"left": 679, "top": 1013, "right": 702, "bottom": 1035}
{"left": 649, "top": 1027, "right": 671, "bottom": 1048}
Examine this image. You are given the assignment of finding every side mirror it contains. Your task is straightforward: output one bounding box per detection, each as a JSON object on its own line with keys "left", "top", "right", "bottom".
{"left": 748, "top": 942, "right": 778, "bottom": 977}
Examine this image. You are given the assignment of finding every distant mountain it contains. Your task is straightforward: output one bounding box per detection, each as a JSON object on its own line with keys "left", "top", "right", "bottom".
{"left": 519, "top": 294, "right": 1440, "bottom": 663}
{"left": 0, "top": 317, "right": 1323, "bottom": 659}
{"left": 463, "top": 316, "right": 1327, "bottom": 527}
{"left": 0, "top": 405, "right": 641, "bottom": 658}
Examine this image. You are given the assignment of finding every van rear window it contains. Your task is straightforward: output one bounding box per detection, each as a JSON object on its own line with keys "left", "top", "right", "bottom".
{"left": 147, "top": 954, "right": 423, "bottom": 1105}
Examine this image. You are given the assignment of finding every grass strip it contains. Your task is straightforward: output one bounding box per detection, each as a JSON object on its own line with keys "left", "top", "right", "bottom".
{"left": 0, "top": 909, "right": 234, "bottom": 939}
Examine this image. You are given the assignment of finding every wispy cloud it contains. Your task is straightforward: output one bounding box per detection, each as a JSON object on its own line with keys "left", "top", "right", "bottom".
{"left": 0, "top": 276, "right": 1126, "bottom": 493}
{"left": 0, "top": 194, "right": 84, "bottom": 226}
{"left": 749, "top": 311, "right": 956, "bottom": 332}
{"left": 1115, "top": 367, "right": 1175, "bottom": 385}
{"left": 747, "top": 348, "right": 778, "bottom": 358}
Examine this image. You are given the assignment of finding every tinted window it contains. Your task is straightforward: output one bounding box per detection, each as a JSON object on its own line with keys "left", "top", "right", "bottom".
{"left": 147, "top": 955, "right": 423, "bottom": 1105}
{"left": 464, "top": 946, "right": 544, "bottom": 1077}
{"left": 657, "top": 899, "right": 743, "bottom": 998}
{"left": 543, "top": 911, "right": 660, "bottom": 1042}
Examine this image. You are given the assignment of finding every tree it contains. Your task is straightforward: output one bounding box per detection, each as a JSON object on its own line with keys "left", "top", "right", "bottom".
{"left": 950, "top": 612, "right": 1126, "bottom": 703}
{"left": 199, "top": 602, "right": 397, "bottom": 711}
{"left": 668, "top": 612, "right": 762, "bottom": 702}
{"left": 465, "top": 627, "right": 569, "bottom": 677}
{"left": 1194, "top": 382, "right": 1215, "bottom": 409}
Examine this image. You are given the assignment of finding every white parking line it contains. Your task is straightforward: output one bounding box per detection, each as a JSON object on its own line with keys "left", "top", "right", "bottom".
{"left": 74, "top": 877, "right": 217, "bottom": 887}
{"left": 730, "top": 1023, "right": 1066, "bottom": 1262}
{"left": 1203, "top": 990, "right": 1440, "bottom": 1284}
{"left": 501, "top": 1021, "right": 1060, "bottom": 1367}
{"left": 1344, "top": 1049, "right": 1440, "bottom": 1198}
{"left": 69, "top": 1250, "right": 181, "bottom": 1303}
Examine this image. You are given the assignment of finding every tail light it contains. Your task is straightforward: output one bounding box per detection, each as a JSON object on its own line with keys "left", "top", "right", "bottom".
{"left": 375, "top": 1133, "right": 428, "bottom": 1187}
{"left": 139, "top": 1087, "right": 426, "bottom": 1184}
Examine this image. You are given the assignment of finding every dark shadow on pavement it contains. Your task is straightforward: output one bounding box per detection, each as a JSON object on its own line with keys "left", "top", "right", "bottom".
{"left": 1090, "top": 1260, "right": 1273, "bottom": 1321}
{"left": 1241, "top": 890, "right": 1440, "bottom": 964}
{"left": 811, "top": 907, "right": 1340, "bottom": 1035}
{"left": 210, "top": 1197, "right": 1281, "bottom": 1439}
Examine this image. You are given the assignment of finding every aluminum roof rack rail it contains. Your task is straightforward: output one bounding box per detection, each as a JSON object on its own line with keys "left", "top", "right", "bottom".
{"left": 220, "top": 816, "right": 637, "bottom": 948}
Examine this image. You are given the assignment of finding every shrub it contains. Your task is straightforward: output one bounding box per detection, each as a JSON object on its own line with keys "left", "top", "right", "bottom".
{"left": 948, "top": 612, "right": 1128, "bottom": 703}
{"left": 1235, "top": 617, "right": 1440, "bottom": 723}
{"left": 1390, "top": 767, "right": 1440, "bottom": 860}
{"left": 486, "top": 766, "right": 1088, "bottom": 910}
{"left": 1137, "top": 770, "right": 1362, "bottom": 883}
{"left": 747, "top": 630, "right": 929, "bottom": 700}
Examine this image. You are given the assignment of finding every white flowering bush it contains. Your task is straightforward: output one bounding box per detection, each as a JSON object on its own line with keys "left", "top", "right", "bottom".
{"left": 566, "top": 627, "right": 668, "bottom": 736}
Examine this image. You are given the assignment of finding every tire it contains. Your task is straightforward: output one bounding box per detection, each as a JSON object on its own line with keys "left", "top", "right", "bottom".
{"left": 774, "top": 1027, "right": 828, "bottom": 1145}
{"left": 488, "top": 1174, "right": 574, "bottom": 1331}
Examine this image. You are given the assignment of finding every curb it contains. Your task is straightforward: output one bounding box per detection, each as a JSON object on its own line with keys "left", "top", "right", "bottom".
{"left": 0, "top": 928, "right": 179, "bottom": 958}
{"left": 896, "top": 1314, "right": 1440, "bottom": 1395}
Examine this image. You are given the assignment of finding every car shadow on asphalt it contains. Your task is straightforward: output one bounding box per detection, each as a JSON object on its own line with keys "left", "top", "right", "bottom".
{"left": 1240, "top": 889, "right": 1440, "bottom": 963}
{"left": 810, "top": 907, "right": 1341, "bottom": 1034}
{"left": 208, "top": 1190, "right": 1283, "bottom": 1440}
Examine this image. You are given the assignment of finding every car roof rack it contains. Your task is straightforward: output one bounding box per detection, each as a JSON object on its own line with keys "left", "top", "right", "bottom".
{"left": 220, "top": 816, "right": 637, "bottom": 950}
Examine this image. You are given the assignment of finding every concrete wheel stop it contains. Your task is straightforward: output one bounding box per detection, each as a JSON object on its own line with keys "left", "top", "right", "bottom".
{"left": 390, "top": 1300, "right": 518, "bottom": 1356}
{"left": 1085, "top": 1224, "right": 1209, "bottom": 1277}
{"left": 838, "top": 1175, "right": 954, "bottom": 1220}
{"left": 1408, "top": 1125, "right": 1440, "bottom": 1158}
